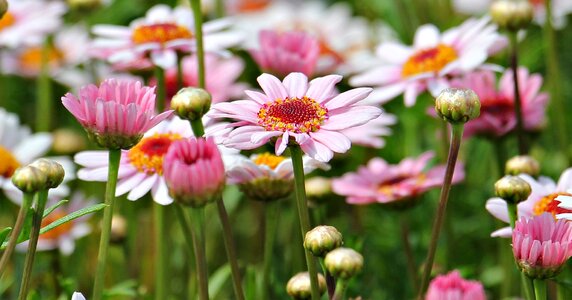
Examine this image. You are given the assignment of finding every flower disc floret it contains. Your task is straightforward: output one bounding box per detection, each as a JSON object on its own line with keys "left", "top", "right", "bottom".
{"left": 402, "top": 44, "right": 458, "bottom": 77}
{"left": 258, "top": 96, "right": 328, "bottom": 133}
{"left": 127, "top": 133, "right": 183, "bottom": 175}
{"left": 132, "top": 23, "right": 193, "bottom": 45}
{"left": 0, "top": 146, "right": 20, "bottom": 178}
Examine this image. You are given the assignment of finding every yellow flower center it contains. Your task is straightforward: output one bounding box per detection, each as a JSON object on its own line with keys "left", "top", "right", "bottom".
{"left": 533, "top": 192, "right": 572, "bottom": 218}
{"left": 402, "top": 44, "right": 458, "bottom": 77}
{"left": 237, "top": 0, "right": 271, "bottom": 12}
{"left": 127, "top": 133, "right": 183, "bottom": 175}
{"left": 132, "top": 23, "right": 193, "bottom": 45}
{"left": 0, "top": 12, "right": 15, "bottom": 32}
{"left": 252, "top": 153, "right": 285, "bottom": 170}
{"left": 40, "top": 211, "right": 73, "bottom": 240}
{"left": 257, "top": 96, "right": 328, "bottom": 133}
{"left": 0, "top": 145, "right": 20, "bottom": 178}
{"left": 19, "top": 46, "right": 64, "bottom": 73}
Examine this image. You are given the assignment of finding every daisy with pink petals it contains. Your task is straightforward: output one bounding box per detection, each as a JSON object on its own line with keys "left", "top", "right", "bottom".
{"left": 61, "top": 78, "right": 172, "bottom": 149}
{"left": 91, "top": 4, "right": 242, "bottom": 69}
{"left": 341, "top": 113, "right": 397, "bottom": 149}
{"left": 332, "top": 152, "right": 465, "bottom": 207}
{"left": 425, "top": 270, "right": 486, "bottom": 300}
{"left": 208, "top": 72, "right": 382, "bottom": 162}
{"left": 512, "top": 213, "right": 572, "bottom": 279}
{"left": 350, "top": 17, "right": 504, "bottom": 106}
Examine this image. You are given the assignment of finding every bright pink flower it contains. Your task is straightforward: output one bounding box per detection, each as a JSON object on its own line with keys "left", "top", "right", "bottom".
{"left": 208, "top": 72, "right": 382, "bottom": 162}
{"left": 61, "top": 79, "right": 172, "bottom": 149}
{"left": 332, "top": 152, "right": 464, "bottom": 206}
{"left": 250, "top": 30, "right": 320, "bottom": 78}
{"left": 425, "top": 270, "right": 486, "bottom": 300}
{"left": 512, "top": 213, "right": 572, "bottom": 279}
{"left": 450, "top": 68, "right": 548, "bottom": 138}
{"left": 162, "top": 137, "right": 226, "bottom": 207}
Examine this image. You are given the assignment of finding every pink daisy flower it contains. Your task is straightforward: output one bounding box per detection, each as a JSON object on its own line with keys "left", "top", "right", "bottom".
{"left": 250, "top": 30, "right": 320, "bottom": 78}
{"left": 61, "top": 78, "right": 172, "bottom": 149}
{"left": 91, "top": 4, "right": 242, "bottom": 69}
{"left": 350, "top": 17, "right": 504, "bottom": 106}
{"left": 340, "top": 113, "right": 397, "bottom": 149}
{"left": 448, "top": 68, "right": 548, "bottom": 138}
{"left": 208, "top": 72, "right": 382, "bottom": 162}
{"left": 512, "top": 213, "right": 572, "bottom": 279}
{"left": 486, "top": 169, "right": 572, "bottom": 237}
{"left": 425, "top": 270, "right": 486, "bottom": 300}
{"left": 332, "top": 152, "right": 465, "bottom": 207}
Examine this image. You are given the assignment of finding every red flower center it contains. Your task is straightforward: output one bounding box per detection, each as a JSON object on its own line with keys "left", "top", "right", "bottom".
{"left": 132, "top": 23, "right": 193, "bottom": 45}
{"left": 533, "top": 192, "right": 572, "bottom": 218}
{"left": 257, "top": 96, "right": 328, "bottom": 133}
{"left": 128, "top": 133, "right": 183, "bottom": 175}
{"left": 237, "top": 0, "right": 271, "bottom": 12}
{"left": 402, "top": 44, "right": 458, "bottom": 77}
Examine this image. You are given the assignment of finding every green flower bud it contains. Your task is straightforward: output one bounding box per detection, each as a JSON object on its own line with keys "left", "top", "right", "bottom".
{"left": 304, "top": 225, "right": 343, "bottom": 257}
{"left": 505, "top": 155, "right": 540, "bottom": 177}
{"left": 29, "top": 159, "right": 65, "bottom": 189}
{"left": 490, "top": 0, "right": 533, "bottom": 31}
{"left": 11, "top": 166, "right": 47, "bottom": 193}
{"left": 495, "top": 175, "right": 531, "bottom": 204}
{"left": 435, "top": 88, "right": 481, "bottom": 124}
{"left": 286, "top": 272, "right": 326, "bottom": 300}
{"left": 171, "top": 87, "right": 212, "bottom": 121}
{"left": 324, "top": 247, "right": 364, "bottom": 280}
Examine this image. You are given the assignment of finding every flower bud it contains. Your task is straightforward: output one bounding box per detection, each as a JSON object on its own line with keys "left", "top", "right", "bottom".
{"left": 0, "top": 0, "right": 7, "bottom": 19}
{"left": 11, "top": 166, "right": 47, "bottom": 193}
{"left": 495, "top": 175, "right": 531, "bottom": 204}
{"left": 171, "top": 87, "right": 212, "bottom": 121}
{"left": 324, "top": 247, "right": 364, "bottom": 279}
{"left": 52, "top": 128, "right": 87, "bottom": 154}
{"left": 435, "top": 88, "right": 481, "bottom": 124}
{"left": 490, "top": 0, "right": 533, "bottom": 31}
{"left": 29, "top": 159, "right": 65, "bottom": 189}
{"left": 505, "top": 155, "right": 540, "bottom": 177}
{"left": 110, "top": 215, "right": 127, "bottom": 244}
{"left": 305, "top": 177, "right": 332, "bottom": 204}
{"left": 304, "top": 225, "right": 343, "bottom": 257}
{"left": 286, "top": 272, "right": 326, "bottom": 300}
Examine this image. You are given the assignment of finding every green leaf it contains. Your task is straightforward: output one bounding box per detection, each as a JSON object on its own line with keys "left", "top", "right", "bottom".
{"left": 39, "top": 203, "right": 107, "bottom": 236}
{"left": 103, "top": 279, "right": 139, "bottom": 297}
{"left": 0, "top": 227, "right": 12, "bottom": 245}
{"left": 43, "top": 199, "right": 69, "bottom": 218}
{"left": 209, "top": 263, "right": 231, "bottom": 299}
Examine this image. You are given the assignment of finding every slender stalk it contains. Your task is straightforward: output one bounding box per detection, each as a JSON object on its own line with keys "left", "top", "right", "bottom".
{"left": 0, "top": 193, "right": 34, "bottom": 276}
{"left": 176, "top": 55, "right": 185, "bottom": 91}
{"left": 215, "top": 0, "right": 225, "bottom": 18}
{"left": 262, "top": 202, "right": 278, "bottom": 299}
{"left": 191, "top": 119, "right": 205, "bottom": 137}
{"left": 92, "top": 149, "right": 121, "bottom": 300}
{"left": 399, "top": 214, "right": 418, "bottom": 294}
{"left": 289, "top": 144, "right": 320, "bottom": 300}
{"left": 216, "top": 198, "right": 244, "bottom": 300}
{"left": 153, "top": 204, "right": 167, "bottom": 300}
{"left": 557, "top": 281, "right": 567, "bottom": 300}
{"left": 18, "top": 190, "right": 49, "bottom": 300}
{"left": 507, "top": 203, "right": 518, "bottom": 229}
{"left": 534, "top": 279, "right": 547, "bottom": 300}
{"left": 36, "top": 38, "right": 53, "bottom": 132}
{"left": 174, "top": 204, "right": 195, "bottom": 252}
{"left": 522, "top": 275, "right": 535, "bottom": 300}
{"left": 493, "top": 139, "right": 507, "bottom": 176}
{"left": 332, "top": 279, "right": 348, "bottom": 300}
{"left": 189, "top": 207, "right": 209, "bottom": 300}
{"left": 418, "top": 124, "right": 464, "bottom": 299}
{"left": 319, "top": 259, "right": 335, "bottom": 299}
{"left": 154, "top": 66, "right": 166, "bottom": 113}
{"left": 508, "top": 33, "right": 527, "bottom": 155}
{"left": 190, "top": 0, "right": 206, "bottom": 89}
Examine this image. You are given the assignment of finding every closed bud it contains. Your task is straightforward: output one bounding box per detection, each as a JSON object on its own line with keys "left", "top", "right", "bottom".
{"left": 505, "top": 155, "right": 540, "bottom": 177}
{"left": 305, "top": 177, "right": 332, "bottom": 204}
{"left": 171, "top": 87, "right": 212, "bottom": 121}
{"left": 490, "top": 0, "right": 533, "bottom": 31}
{"left": 495, "top": 175, "right": 531, "bottom": 204}
{"left": 30, "top": 159, "right": 65, "bottom": 189}
{"left": 324, "top": 247, "right": 364, "bottom": 279}
{"left": 11, "top": 166, "right": 47, "bottom": 193}
{"left": 286, "top": 272, "right": 326, "bottom": 300}
{"left": 304, "top": 225, "right": 343, "bottom": 257}
{"left": 435, "top": 88, "right": 480, "bottom": 124}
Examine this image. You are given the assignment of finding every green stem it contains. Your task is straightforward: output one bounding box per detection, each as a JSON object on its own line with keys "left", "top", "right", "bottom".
{"left": 557, "top": 281, "right": 567, "bottom": 300}
{"left": 174, "top": 204, "right": 195, "bottom": 252}
{"left": 508, "top": 32, "right": 527, "bottom": 155}
{"left": 154, "top": 66, "right": 166, "bottom": 113}
{"left": 191, "top": 119, "right": 205, "bottom": 137}
{"left": 176, "top": 54, "right": 185, "bottom": 91}
{"left": 36, "top": 38, "right": 53, "bottom": 132}
{"left": 507, "top": 203, "right": 518, "bottom": 229}
{"left": 216, "top": 198, "right": 244, "bottom": 300}
{"left": 522, "top": 274, "right": 535, "bottom": 300}
{"left": 493, "top": 139, "right": 507, "bottom": 176}
{"left": 399, "top": 214, "right": 418, "bottom": 294}
{"left": 153, "top": 204, "right": 167, "bottom": 300}
{"left": 289, "top": 144, "right": 320, "bottom": 300}
{"left": 417, "top": 124, "right": 464, "bottom": 299}
{"left": 189, "top": 207, "right": 209, "bottom": 300}
{"left": 215, "top": 0, "right": 225, "bottom": 18}
{"left": 92, "top": 149, "right": 121, "bottom": 300}
{"left": 190, "top": 0, "right": 206, "bottom": 89}
{"left": 534, "top": 279, "right": 546, "bottom": 300}
{"left": 17, "top": 190, "right": 49, "bottom": 300}
{"left": 332, "top": 279, "right": 348, "bottom": 300}
{"left": 262, "top": 202, "right": 278, "bottom": 299}
{"left": 0, "top": 193, "right": 34, "bottom": 276}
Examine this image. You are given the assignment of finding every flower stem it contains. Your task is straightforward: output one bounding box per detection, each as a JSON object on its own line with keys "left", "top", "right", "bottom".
{"left": 153, "top": 203, "right": 167, "bottom": 300}
{"left": 92, "top": 149, "right": 121, "bottom": 300}
{"left": 191, "top": 119, "right": 205, "bottom": 137}
{"left": 508, "top": 32, "right": 527, "bottom": 155}
{"left": 215, "top": 0, "right": 225, "bottom": 18}
{"left": 332, "top": 278, "right": 348, "bottom": 300}
{"left": 190, "top": 0, "right": 206, "bottom": 89}
{"left": 0, "top": 193, "right": 34, "bottom": 276}
{"left": 417, "top": 124, "right": 464, "bottom": 299}
{"left": 534, "top": 279, "right": 546, "bottom": 300}
{"left": 216, "top": 198, "right": 244, "bottom": 300}
{"left": 174, "top": 204, "right": 195, "bottom": 252}
{"left": 17, "top": 190, "right": 49, "bottom": 300}
{"left": 176, "top": 54, "right": 185, "bottom": 90}
{"left": 289, "top": 144, "right": 320, "bottom": 300}
{"left": 319, "top": 259, "right": 335, "bottom": 299}
{"left": 399, "top": 213, "right": 418, "bottom": 294}
{"left": 522, "top": 275, "right": 536, "bottom": 300}
{"left": 36, "top": 38, "right": 53, "bottom": 132}
{"left": 262, "top": 202, "right": 278, "bottom": 299}
{"left": 507, "top": 203, "right": 518, "bottom": 229}
{"left": 154, "top": 66, "right": 166, "bottom": 113}
{"left": 189, "top": 207, "right": 209, "bottom": 300}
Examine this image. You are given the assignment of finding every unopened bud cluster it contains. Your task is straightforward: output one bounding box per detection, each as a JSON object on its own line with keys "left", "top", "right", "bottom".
{"left": 12, "top": 159, "right": 65, "bottom": 193}
{"left": 324, "top": 247, "right": 364, "bottom": 279}
{"left": 495, "top": 175, "right": 531, "bottom": 204}
{"left": 304, "top": 225, "right": 343, "bottom": 257}
{"left": 505, "top": 155, "right": 540, "bottom": 177}
{"left": 286, "top": 272, "right": 327, "bottom": 300}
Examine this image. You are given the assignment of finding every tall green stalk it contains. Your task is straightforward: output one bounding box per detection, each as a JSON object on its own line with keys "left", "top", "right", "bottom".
{"left": 0, "top": 193, "right": 34, "bottom": 276}
{"left": 189, "top": 207, "right": 209, "bottom": 300}
{"left": 92, "top": 149, "right": 121, "bottom": 300}
{"left": 262, "top": 202, "right": 278, "bottom": 299}
{"left": 399, "top": 214, "right": 418, "bottom": 294}
{"left": 36, "top": 38, "right": 53, "bottom": 132}
{"left": 154, "top": 66, "right": 166, "bottom": 113}
{"left": 289, "top": 144, "right": 320, "bottom": 300}
{"left": 216, "top": 199, "right": 245, "bottom": 300}
{"left": 190, "top": 0, "right": 206, "bottom": 89}
{"left": 534, "top": 279, "right": 546, "bottom": 300}
{"left": 508, "top": 33, "right": 527, "bottom": 155}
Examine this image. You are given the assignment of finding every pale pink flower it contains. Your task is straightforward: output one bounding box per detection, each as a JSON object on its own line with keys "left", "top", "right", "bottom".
{"left": 91, "top": 4, "right": 242, "bottom": 69}
{"left": 61, "top": 78, "right": 172, "bottom": 149}
{"left": 350, "top": 17, "right": 504, "bottom": 106}
{"left": 340, "top": 113, "right": 397, "bottom": 149}
{"left": 163, "top": 137, "right": 226, "bottom": 207}
{"left": 449, "top": 68, "right": 548, "bottom": 138}
{"left": 512, "top": 213, "right": 572, "bottom": 279}
{"left": 332, "top": 152, "right": 465, "bottom": 206}
{"left": 250, "top": 30, "right": 320, "bottom": 78}
{"left": 486, "top": 169, "right": 572, "bottom": 237}
{"left": 425, "top": 270, "right": 486, "bottom": 300}
{"left": 208, "top": 72, "right": 382, "bottom": 162}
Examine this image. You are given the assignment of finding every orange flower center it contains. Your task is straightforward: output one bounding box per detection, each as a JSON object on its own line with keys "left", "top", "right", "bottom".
{"left": 533, "top": 192, "right": 572, "bottom": 218}
{"left": 318, "top": 39, "right": 344, "bottom": 65}
{"left": 257, "top": 97, "right": 328, "bottom": 133}
{"left": 19, "top": 46, "right": 64, "bottom": 73}
{"left": 132, "top": 23, "right": 193, "bottom": 45}
{"left": 402, "top": 44, "right": 458, "bottom": 77}
{"left": 0, "top": 146, "right": 20, "bottom": 178}
{"left": 253, "top": 153, "right": 285, "bottom": 170}
{"left": 40, "top": 211, "right": 73, "bottom": 240}
{"left": 0, "top": 12, "right": 15, "bottom": 32}
{"left": 127, "top": 133, "right": 183, "bottom": 175}
{"left": 237, "top": 0, "right": 271, "bottom": 12}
